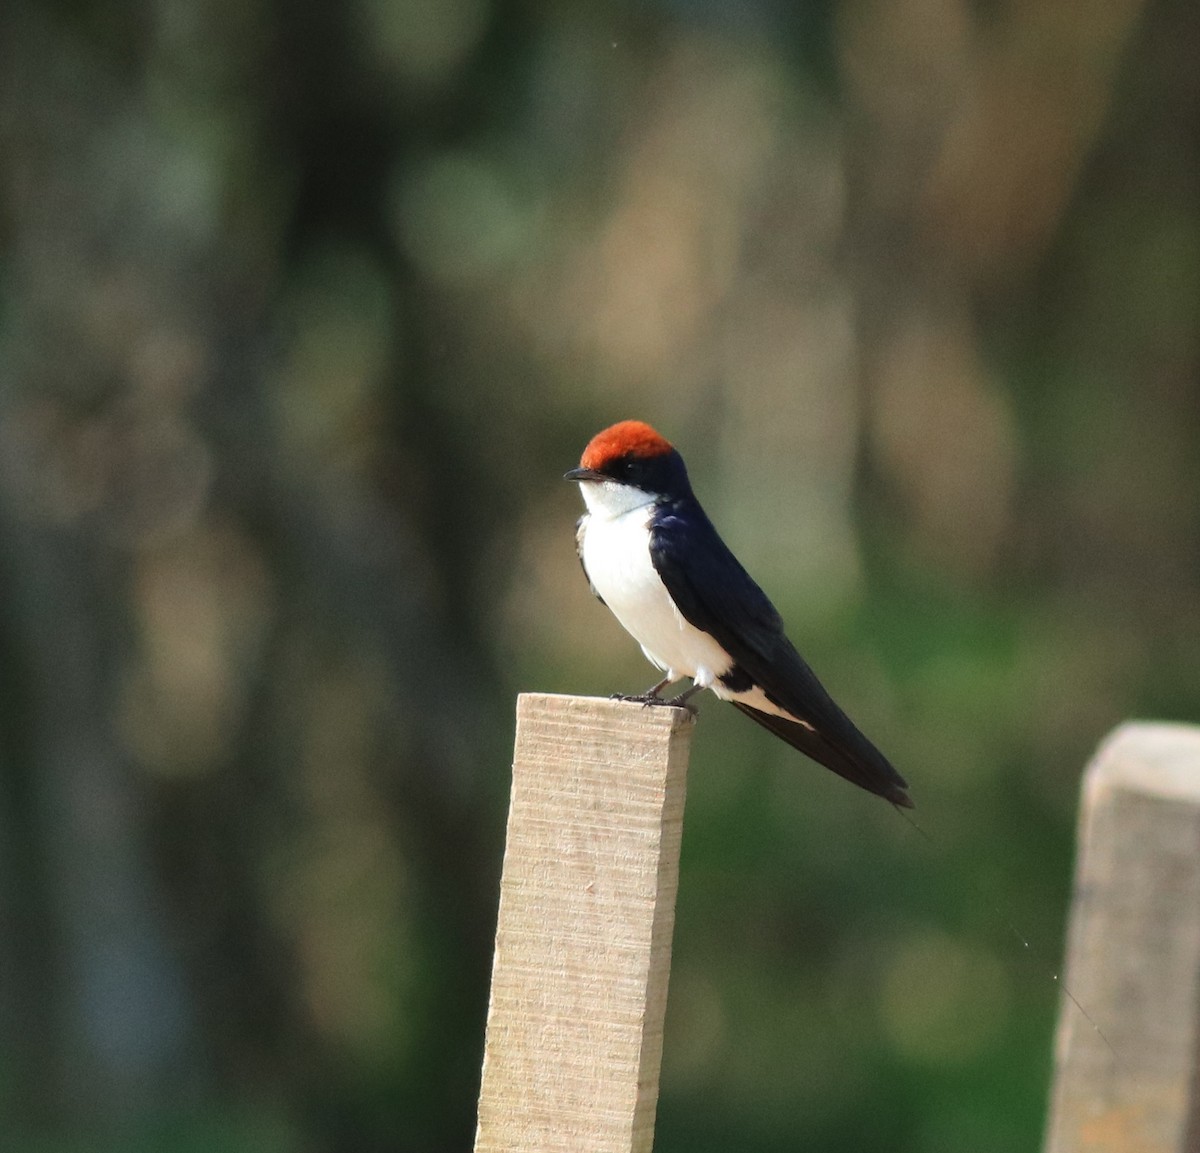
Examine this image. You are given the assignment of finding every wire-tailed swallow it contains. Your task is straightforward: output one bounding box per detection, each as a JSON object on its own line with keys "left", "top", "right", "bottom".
{"left": 566, "top": 420, "right": 913, "bottom": 808}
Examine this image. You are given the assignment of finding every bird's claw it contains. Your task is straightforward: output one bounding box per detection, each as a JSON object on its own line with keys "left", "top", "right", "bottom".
{"left": 609, "top": 691, "right": 698, "bottom": 715}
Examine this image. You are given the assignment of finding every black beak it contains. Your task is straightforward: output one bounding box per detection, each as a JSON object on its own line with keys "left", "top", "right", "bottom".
{"left": 564, "top": 467, "right": 606, "bottom": 483}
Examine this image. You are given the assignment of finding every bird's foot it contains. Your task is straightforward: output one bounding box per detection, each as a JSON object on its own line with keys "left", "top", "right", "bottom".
{"left": 611, "top": 675, "right": 677, "bottom": 709}
{"left": 610, "top": 681, "right": 702, "bottom": 715}
{"left": 666, "top": 683, "right": 703, "bottom": 715}
{"left": 610, "top": 691, "right": 675, "bottom": 707}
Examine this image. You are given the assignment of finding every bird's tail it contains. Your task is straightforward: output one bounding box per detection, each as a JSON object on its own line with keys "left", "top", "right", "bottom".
{"left": 731, "top": 702, "right": 914, "bottom": 809}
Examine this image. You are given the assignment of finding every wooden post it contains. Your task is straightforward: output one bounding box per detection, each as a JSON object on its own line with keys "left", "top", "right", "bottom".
{"left": 475, "top": 693, "right": 695, "bottom": 1153}
{"left": 1045, "top": 722, "right": 1200, "bottom": 1153}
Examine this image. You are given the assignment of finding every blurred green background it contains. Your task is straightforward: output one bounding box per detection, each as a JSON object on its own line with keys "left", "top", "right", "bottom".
{"left": 0, "top": 0, "right": 1197, "bottom": 1149}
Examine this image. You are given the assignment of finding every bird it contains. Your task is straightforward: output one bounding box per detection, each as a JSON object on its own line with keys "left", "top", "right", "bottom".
{"left": 565, "top": 419, "right": 913, "bottom": 809}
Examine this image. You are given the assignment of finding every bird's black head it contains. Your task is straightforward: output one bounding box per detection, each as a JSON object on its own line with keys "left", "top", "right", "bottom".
{"left": 564, "top": 420, "right": 693, "bottom": 500}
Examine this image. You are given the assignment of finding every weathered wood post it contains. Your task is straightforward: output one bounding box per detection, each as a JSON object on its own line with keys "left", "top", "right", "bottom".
{"left": 1045, "top": 722, "right": 1200, "bottom": 1153}
{"left": 475, "top": 693, "right": 694, "bottom": 1153}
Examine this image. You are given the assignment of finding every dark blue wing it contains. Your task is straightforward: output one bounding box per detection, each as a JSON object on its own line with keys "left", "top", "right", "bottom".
{"left": 648, "top": 499, "right": 912, "bottom": 807}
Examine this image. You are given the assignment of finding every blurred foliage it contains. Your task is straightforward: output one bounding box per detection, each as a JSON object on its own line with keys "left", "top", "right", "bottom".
{"left": 0, "top": 0, "right": 1197, "bottom": 1150}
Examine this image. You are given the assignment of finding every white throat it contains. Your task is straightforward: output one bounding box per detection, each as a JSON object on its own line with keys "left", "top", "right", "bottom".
{"left": 577, "top": 479, "right": 656, "bottom": 521}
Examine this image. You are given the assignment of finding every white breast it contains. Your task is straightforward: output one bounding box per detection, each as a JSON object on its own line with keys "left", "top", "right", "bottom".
{"left": 578, "top": 484, "right": 733, "bottom": 687}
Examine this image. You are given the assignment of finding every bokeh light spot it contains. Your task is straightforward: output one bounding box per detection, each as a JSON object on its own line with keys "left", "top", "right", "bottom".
{"left": 391, "top": 151, "right": 532, "bottom": 287}
{"left": 881, "top": 928, "right": 1012, "bottom": 1067}
{"left": 361, "top": 0, "right": 490, "bottom": 88}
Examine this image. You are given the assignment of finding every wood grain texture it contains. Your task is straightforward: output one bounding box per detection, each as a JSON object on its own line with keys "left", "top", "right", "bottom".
{"left": 1045, "top": 722, "right": 1200, "bottom": 1153}
{"left": 475, "top": 693, "right": 695, "bottom": 1153}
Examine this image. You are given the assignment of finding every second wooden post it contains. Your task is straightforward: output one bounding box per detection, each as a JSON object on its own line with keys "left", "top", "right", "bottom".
{"left": 1045, "top": 721, "right": 1200, "bottom": 1153}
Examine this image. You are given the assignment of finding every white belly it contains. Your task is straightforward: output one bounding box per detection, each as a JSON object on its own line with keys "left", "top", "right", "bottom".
{"left": 580, "top": 504, "right": 734, "bottom": 686}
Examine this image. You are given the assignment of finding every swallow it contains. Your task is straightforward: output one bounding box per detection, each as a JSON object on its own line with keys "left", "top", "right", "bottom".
{"left": 566, "top": 420, "right": 912, "bottom": 808}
